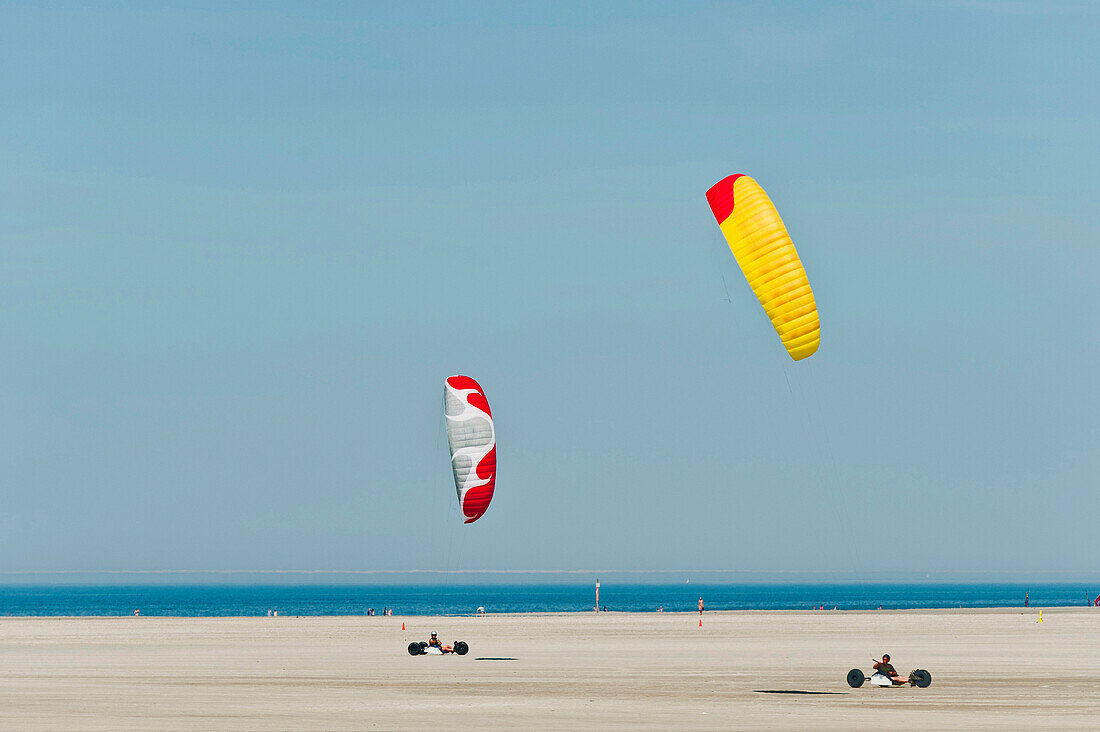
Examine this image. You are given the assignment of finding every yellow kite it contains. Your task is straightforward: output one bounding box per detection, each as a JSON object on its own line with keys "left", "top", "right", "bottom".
{"left": 706, "top": 174, "right": 819, "bottom": 361}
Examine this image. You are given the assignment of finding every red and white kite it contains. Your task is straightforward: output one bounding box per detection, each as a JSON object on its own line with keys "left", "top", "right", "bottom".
{"left": 443, "top": 375, "right": 496, "bottom": 523}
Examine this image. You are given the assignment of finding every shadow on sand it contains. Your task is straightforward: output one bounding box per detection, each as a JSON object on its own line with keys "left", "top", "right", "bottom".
{"left": 474, "top": 657, "right": 518, "bottom": 661}
{"left": 754, "top": 690, "right": 844, "bottom": 695}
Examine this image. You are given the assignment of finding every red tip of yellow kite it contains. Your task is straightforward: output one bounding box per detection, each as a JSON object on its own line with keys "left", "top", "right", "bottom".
{"left": 705, "top": 174, "right": 745, "bottom": 225}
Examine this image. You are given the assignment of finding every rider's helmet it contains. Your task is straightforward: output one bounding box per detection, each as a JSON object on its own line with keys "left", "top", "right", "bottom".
{"left": 882, "top": 654, "right": 890, "bottom": 661}
{"left": 431, "top": 632, "right": 437, "bottom": 638}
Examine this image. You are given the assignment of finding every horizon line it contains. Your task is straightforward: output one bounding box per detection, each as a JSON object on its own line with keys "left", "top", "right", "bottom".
{"left": 0, "top": 569, "right": 1097, "bottom": 576}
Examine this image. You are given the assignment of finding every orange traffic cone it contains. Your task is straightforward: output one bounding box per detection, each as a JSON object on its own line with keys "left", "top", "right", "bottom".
{"left": 401, "top": 622, "right": 405, "bottom": 630}
{"left": 698, "top": 617, "right": 702, "bottom": 628}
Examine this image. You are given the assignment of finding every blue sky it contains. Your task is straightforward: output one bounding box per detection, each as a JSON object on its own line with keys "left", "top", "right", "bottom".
{"left": 1, "top": 1, "right": 1098, "bottom": 577}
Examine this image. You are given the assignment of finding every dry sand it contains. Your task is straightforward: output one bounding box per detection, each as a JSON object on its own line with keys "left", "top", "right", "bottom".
{"left": 2, "top": 608, "right": 1098, "bottom": 730}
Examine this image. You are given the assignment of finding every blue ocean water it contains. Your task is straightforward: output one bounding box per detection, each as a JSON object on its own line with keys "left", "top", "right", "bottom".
{"left": 0, "top": 583, "right": 1094, "bottom": 616}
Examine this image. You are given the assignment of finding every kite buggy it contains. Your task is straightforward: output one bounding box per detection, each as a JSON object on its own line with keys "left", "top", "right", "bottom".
{"left": 847, "top": 664, "right": 932, "bottom": 688}
{"left": 407, "top": 633, "right": 469, "bottom": 656}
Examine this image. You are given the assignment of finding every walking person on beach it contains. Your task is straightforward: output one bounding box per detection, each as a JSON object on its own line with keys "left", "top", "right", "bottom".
{"left": 698, "top": 597, "right": 704, "bottom": 615}
{"left": 1025, "top": 591, "right": 1029, "bottom": 608}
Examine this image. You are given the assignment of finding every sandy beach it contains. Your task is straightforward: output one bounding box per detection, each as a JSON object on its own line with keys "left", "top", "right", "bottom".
{"left": 2, "top": 608, "right": 1099, "bottom": 730}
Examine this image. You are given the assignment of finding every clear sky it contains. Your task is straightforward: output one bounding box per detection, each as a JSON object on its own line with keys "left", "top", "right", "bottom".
{"left": 2, "top": 1, "right": 1098, "bottom": 578}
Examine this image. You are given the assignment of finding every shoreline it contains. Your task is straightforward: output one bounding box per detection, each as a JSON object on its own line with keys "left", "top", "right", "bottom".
{"left": 0, "top": 605, "right": 1093, "bottom": 618}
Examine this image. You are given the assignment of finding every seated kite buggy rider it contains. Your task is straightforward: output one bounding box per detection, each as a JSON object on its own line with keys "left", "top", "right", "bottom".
{"left": 873, "top": 654, "right": 903, "bottom": 684}
{"left": 428, "top": 632, "right": 453, "bottom": 653}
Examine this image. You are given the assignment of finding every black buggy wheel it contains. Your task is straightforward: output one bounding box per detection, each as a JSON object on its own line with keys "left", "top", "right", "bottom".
{"left": 910, "top": 669, "right": 931, "bottom": 688}
{"left": 454, "top": 641, "right": 469, "bottom": 655}
{"left": 408, "top": 642, "right": 422, "bottom": 656}
{"left": 847, "top": 668, "right": 865, "bottom": 688}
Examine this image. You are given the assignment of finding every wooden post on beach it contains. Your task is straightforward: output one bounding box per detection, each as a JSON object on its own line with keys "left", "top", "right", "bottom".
{"left": 595, "top": 578, "right": 600, "bottom": 612}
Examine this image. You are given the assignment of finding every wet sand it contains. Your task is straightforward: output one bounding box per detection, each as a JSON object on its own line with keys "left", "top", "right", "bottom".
{"left": 2, "top": 608, "right": 1098, "bottom": 730}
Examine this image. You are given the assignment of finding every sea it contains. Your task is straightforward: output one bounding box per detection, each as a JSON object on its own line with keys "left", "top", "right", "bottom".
{"left": 0, "top": 583, "right": 1094, "bottom": 617}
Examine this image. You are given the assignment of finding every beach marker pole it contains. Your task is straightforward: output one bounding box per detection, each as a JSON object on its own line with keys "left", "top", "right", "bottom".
{"left": 1037, "top": 611, "right": 1042, "bottom": 624}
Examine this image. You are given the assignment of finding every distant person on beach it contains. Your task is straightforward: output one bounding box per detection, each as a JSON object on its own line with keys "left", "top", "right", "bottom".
{"left": 698, "top": 597, "right": 704, "bottom": 614}
{"left": 1025, "top": 591, "right": 1029, "bottom": 608}
{"left": 873, "top": 654, "right": 900, "bottom": 682}
{"left": 427, "top": 632, "right": 453, "bottom": 653}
